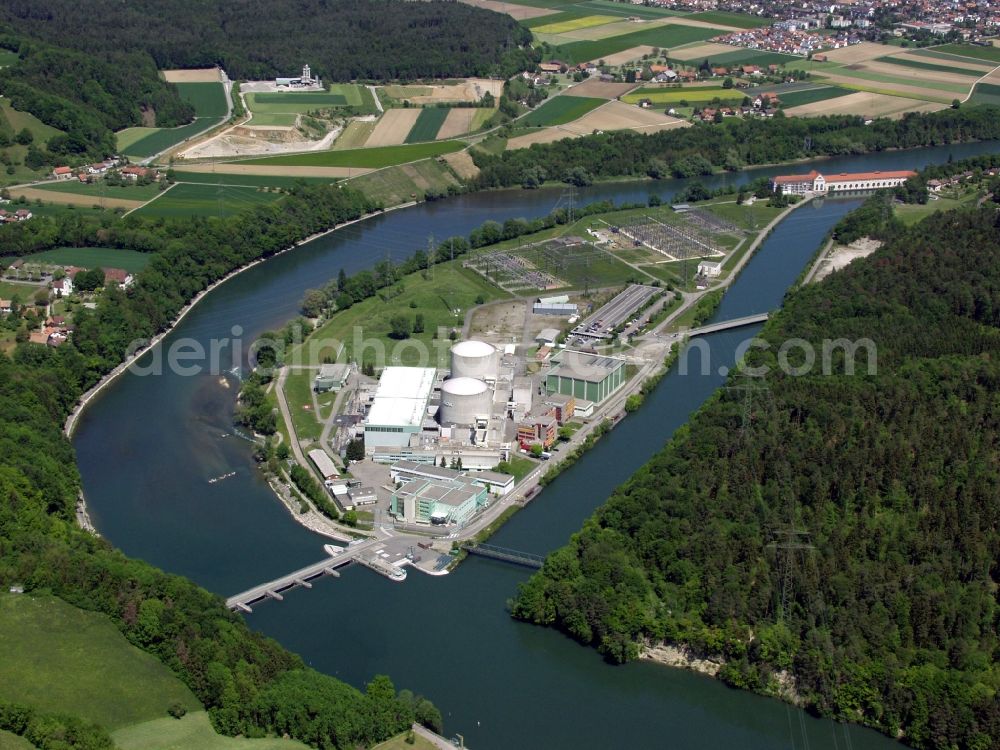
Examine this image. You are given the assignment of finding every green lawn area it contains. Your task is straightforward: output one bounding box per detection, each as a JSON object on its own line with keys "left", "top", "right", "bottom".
{"left": 31, "top": 180, "right": 164, "bottom": 201}
{"left": 0, "top": 100, "right": 62, "bottom": 144}
{"left": 0, "top": 593, "right": 200, "bottom": 730}
{"left": 874, "top": 54, "right": 982, "bottom": 77}
{"left": 17, "top": 246, "right": 152, "bottom": 273}
{"left": 0, "top": 48, "right": 19, "bottom": 67}
{"left": 176, "top": 81, "right": 229, "bottom": 117}
{"left": 688, "top": 10, "right": 770, "bottom": 28}
{"left": 521, "top": 95, "right": 605, "bottom": 126}
{"left": 498, "top": 456, "right": 536, "bottom": 482}
{"left": 284, "top": 369, "right": 322, "bottom": 443}
{"left": 773, "top": 85, "right": 852, "bottom": 108}
{"left": 113, "top": 711, "right": 311, "bottom": 750}
{"left": 247, "top": 112, "right": 299, "bottom": 126}
{"left": 0, "top": 731, "right": 33, "bottom": 750}
{"left": 173, "top": 171, "right": 336, "bottom": 189}
{"left": 293, "top": 263, "right": 507, "bottom": 367}
{"left": 622, "top": 86, "right": 740, "bottom": 105}
{"left": 553, "top": 23, "right": 721, "bottom": 64}
{"left": 328, "top": 83, "right": 366, "bottom": 107}
{"left": 894, "top": 197, "right": 971, "bottom": 225}
{"left": 929, "top": 43, "right": 1000, "bottom": 64}
{"left": 969, "top": 82, "right": 1000, "bottom": 106}
{"left": 117, "top": 126, "right": 159, "bottom": 152}
{"left": 0, "top": 101, "right": 64, "bottom": 184}
{"left": 135, "top": 182, "right": 283, "bottom": 217}
{"left": 0, "top": 280, "right": 43, "bottom": 302}
{"left": 405, "top": 107, "right": 449, "bottom": 143}
{"left": 371, "top": 731, "right": 438, "bottom": 750}
{"left": 347, "top": 158, "right": 458, "bottom": 206}
{"left": 702, "top": 199, "right": 782, "bottom": 231}
{"left": 242, "top": 140, "right": 464, "bottom": 169}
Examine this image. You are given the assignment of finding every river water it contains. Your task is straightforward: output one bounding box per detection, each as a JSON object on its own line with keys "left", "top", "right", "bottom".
{"left": 74, "top": 141, "right": 998, "bottom": 749}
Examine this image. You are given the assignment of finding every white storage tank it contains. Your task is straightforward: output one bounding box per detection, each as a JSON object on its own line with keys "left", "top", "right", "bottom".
{"left": 450, "top": 339, "right": 498, "bottom": 381}
{"left": 439, "top": 377, "right": 491, "bottom": 426}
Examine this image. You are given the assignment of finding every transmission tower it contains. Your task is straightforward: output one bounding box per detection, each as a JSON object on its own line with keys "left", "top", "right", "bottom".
{"left": 767, "top": 527, "right": 815, "bottom": 622}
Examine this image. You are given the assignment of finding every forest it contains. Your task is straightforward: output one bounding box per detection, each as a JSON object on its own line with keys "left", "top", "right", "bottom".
{"left": 471, "top": 106, "right": 1000, "bottom": 188}
{"left": 0, "top": 183, "right": 445, "bottom": 748}
{"left": 0, "top": 0, "right": 531, "bottom": 82}
{"left": 0, "top": 35, "right": 194, "bottom": 161}
{"left": 511, "top": 205, "right": 1000, "bottom": 749}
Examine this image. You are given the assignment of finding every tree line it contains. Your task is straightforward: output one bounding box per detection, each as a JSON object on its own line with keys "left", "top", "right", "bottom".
{"left": 0, "top": 182, "right": 446, "bottom": 747}
{"left": 511, "top": 202, "right": 1000, "bottom": 749}
{"left": 470, "top": 106, "right": 1000, "bottom": 189}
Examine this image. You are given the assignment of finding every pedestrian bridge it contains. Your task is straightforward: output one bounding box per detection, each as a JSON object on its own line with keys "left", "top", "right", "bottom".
{"left": 687, "top": 312, "right": 769, "bottom": 338}
{"left": 463, "top": 543, "right": 544, "bottom": 569}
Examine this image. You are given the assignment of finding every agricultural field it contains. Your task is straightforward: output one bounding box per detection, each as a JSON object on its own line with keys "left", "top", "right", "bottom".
{"left": 244, "top": 90, "right": 349, "bottom": 113}
{"left": 681, "top": 47, "right": 798, "bottom": 67}
{"left": 114, "top": 712, "right": 311, "bottom": 750}
{"left": 770, "top": 85, "right": 852, "bottom": 108}
{"left": 566, "top": 78, "right": 637, "bottom": 99}
{"left": 436, "top": 107, "right": 496, "bottom": 139}
{"left": 135, "top": 182, "right": 283, "bottom": 217}
{"left": 457, "top": 0, "right": 558, "bottom": 18}
{"left": 687, "top": 10, "right": 769, "bottom": 28}
{"left": 294, "top": 262, "right": 507, "bottom": 367}
{"left": 346, "top": 158, "right": 459, "bottom": 206}
{"left": 930, "top": 43, "right": 1000, "bottom": 64}
{"left": 171, "top": 169, "right": 336, "bottom": 189}
{"left": 380, "top": 79, "right": 502, "bottom": 106}
{"left": 121, "top": 80, "right": 228, "bottom": 159}
{"left": 118, "top": 119, "right": 214, "bottom": 159}
{"left": 596, "top": 45, "right": 658, "bottom": 66}
{"left": 551, "top": 23, "right": 724, "bottom": 64}
{"left": 531, "top": 14, "right": 618, "bottom": 34}
{"left": 241, "top": 140, "right": 465, "bottom": 169}
{"left": 0, "top": 280, "right": 43, "bottom": 302}
{"left": 0, "top": 593, "right": 200, "bottom": 730}
{"left": 783, "top": 90, "right": 941, "bottom": 118}
{"left": 622, "top": 86, "right": 741, "bottom": 105}
{"left": 557, "top": 100, "right": 686, "bottom": 134}
{"left": 334, "top": 119, "right": 378, "bottom": 150}
{"left": 8, "top": 186, "right": 147, "bottom": 210}
{"left": 521, "top": 95, "right": 605, "bottom": 126}
{"left": 31, "top": 180, "right": 164, "bottom": 201}
{"left": 17, "top": 247, "right": 153, "bottom": 273}
{"left": 969, "top": 82, "right": 1000, "bottom": 106}
{"left": 162, "top": 68, "right": 221, "bottom": 83}
{"left": 177, "top": 81, "right": 229, "bottom": 117}
{"left": 366, "top": 109, "right": 422, "bottom": 147}
{"left": 0, "top": 101, "right": 64, "bottom": 184}
{"left": 405, "top": 107, "right": 450, "bottom": 142}
{"left": 873, "top": 54, "right": 984, "bottom": 77}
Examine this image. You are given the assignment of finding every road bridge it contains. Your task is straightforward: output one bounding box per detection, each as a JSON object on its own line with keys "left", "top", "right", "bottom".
{"left": 687, "top": 312, "right": 769, "bottom": 337}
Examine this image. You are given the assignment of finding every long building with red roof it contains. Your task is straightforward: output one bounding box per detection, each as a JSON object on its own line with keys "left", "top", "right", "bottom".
{"left": 770, "top": 169, "right": 916, "bottom": 195}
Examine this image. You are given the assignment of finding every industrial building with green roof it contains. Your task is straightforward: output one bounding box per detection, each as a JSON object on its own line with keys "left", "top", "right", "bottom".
{"left": 545, "top": 350, "right": 626, "bottom": 403}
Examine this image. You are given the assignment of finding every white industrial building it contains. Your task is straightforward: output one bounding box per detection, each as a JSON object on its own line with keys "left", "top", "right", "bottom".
{"left": 698, "top": 261, "right": 722, "bottom": 278}
{"left": 364, "top": 367, "right": 436, "bottom": 452}
{"left": 439, "top": 377, "right": 491, "bottom": 427}
{"left": 450, "top": 339, "right": 498, "bottom": 382}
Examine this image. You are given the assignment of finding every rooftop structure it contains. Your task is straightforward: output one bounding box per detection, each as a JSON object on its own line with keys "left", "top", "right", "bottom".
{"left": 547, "top": 350, "right": 626, "bottom": 403}
{"left": 364, "top": 367, "right": 436, "bottom": 450}
{"left": 315, "top": 363, "right": 350, "bottom": 392}
{"left": 390, "top": 476, "right": 488, "bottom": 525}
{"left": 307, "top": 449, "right": 339, "bottom": 480}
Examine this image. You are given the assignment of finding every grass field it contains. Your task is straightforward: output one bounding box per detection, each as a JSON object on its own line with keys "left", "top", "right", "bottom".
{"left": 285, "top": 369, "right": 322, "bottom": 442}
{"left": 31, "top": 180, "right": 164, "bottom": 201}
{"left": 772, "top": 85, "right": 852, "bottom": 108}
{"left": 521, "top": 95, "right": 605, "bottom": 126}
{"left": 123, "top": 118, "right": 223, "bottom": 158}
{"left": 874, "top": 55, "right": 982, "bottom": 77}
{"left": 113, "top": 712, "right": 311, "bottom": 750}
{"left": 969, "top": 82, "right": 1000, "bottom": 106}
{"left": 0, "top": 593, "right": 200, "bottom": 730}
{"left": 0, "top": 280, "right": 44, "bottom": 302}
{"left": 135, "top": 182, "right": 283, "bottom": 217}
{"left": 0, "top": 48, "right": 19, "bottom": 67}
{"left": 293, "top": 262, "right": 507, "bottom": 366}
{"left": 245, "top": 91, "right": 348, "bottom": 113}
{"left": 552, "top": 23, "right": 722, "bottom": 64}
{"left": 241, "top": 140, "right": 464, "bottom": 169}
{"left": 930, "top": 43, "right": 1000, "bottom": 64}
{"left": 405, "top": 107, "right": 450, "bottom": 142}
{"left": 830, "top": 67, "right": 968, "bottom": 94}
{"left": 622, "top": 86, "right": 739, "bottom": 105}
{"left": 346, "top": 158, "right": 459, "bottom": 206}
{"left": 533, "top": 14, "right": 617, "bottom": 33}
{"left": 173, "top": 170, "right": 336, "bottom": 188}
{"left": 684, "top": 48, "right": 798, "bottom": 67}
{"left": 334, "top": 119, "right": 377, "bottom": 150}
{"left": 247, "top": 112, "right": 299, "bottom": 126}
{"left": 116, "top": 126, "right": 159, "bottom": 151}
{"left": 0, "top": 731, "right": 33, "bottom": 750}
{"left": 176, "top": 81, "right": 229, "bottom": 117}
{"left": 687, "top": 10, "right": 769, "bottom": 28}
{"left": 0, "top": 101, "right": 64, "bottom": 183}
{"left": 17, "top": 246, "right": 152, "bottom": 273}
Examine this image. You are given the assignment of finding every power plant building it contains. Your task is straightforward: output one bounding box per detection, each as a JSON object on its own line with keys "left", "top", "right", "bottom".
{"left": 546, "top": 350, "right": 626, "bottom": 403}
{"left": 364, "top": 367, "right": 436, "bottom": 450}
{"left": 390, "top": 475, "right": 488, "bottom": 525}
{"left": 439, "top": 376, "right": 491, "bottom": 427}
{"left": 450, "top": 340, "right": 498, "bottom": 381}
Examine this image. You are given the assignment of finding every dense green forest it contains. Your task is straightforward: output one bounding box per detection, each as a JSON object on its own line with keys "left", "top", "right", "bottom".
{"left": 0, "top": 0, "right": 531, "bottom": 82}
{"left": 0, "top": 183, "right": 444, "bottom": 748}
{"left": 472, "top": 107, "right": 1000, "bottom": 188}
{"left": 511, "top": 206, "right": 1000, "bottom": 749}
{"left": 0, "top": 35, "right": 194, "bottom": 161}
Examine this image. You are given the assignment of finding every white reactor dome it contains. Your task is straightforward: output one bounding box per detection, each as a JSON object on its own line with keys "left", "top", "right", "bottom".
{"left": 439, "top": 377, "right": 491, "bottom": 426}
{"left": 450, "top": 339, "right": 498, "bottom": 380}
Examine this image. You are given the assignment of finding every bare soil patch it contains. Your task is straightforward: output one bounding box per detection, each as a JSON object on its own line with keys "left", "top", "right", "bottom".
{"left": 365, "top": 109, "right": 421, "bottom": 147}
{"left": 560, "top": 100, "right": 688, "bottom": 134}
{"left": 669, "top": 42, "right": 737, "bottom": 61}
{"left": 442, "top": 151, "right": 480, "bottom": 180}
{"left": 561, "top": 18, "right": 667, "bottom": 42}
{"left": 176, "top": 123, "right": 340, "bottom": 159}
{"left": 10, "top": 187, "right": 145, "bottom": 210}
{"left": 568, "top": 79, "right": 637, "bottom": 100}
{"left": 860, "top": 60, "right": 979, "bottom": 86}
{"left": 437, "top": 108, "right": 476, "bottom": 139}
{"left": 816, "top": 72, "right": 953, "bottom": 101}
{"left": 812, "top": 239, "right": 881, "bottom": 282}
{"left": 823, "top": 42, "right": 893, "bottom": 64}
{"left": 893, "top": 51, "right": 995, "bottom": 73}
{"left": 405, "top": 79, "right": 504, "bottom": 105}
{"left": 784, "top": 90, "right": 943, "bottom": 118}
{"left": 594, "top": 45, "right": 657, "bottom": 66}
{"left": 162, "top": 68, "right": 222, "bottom": 83}
{"left": 172, "top": 163, "right": 373, "bottom": 178}
{"left": 456, "top": 0, "right": 556, "bottom": 19}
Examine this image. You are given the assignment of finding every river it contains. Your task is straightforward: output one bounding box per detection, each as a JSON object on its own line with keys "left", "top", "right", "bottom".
{"left": 73, "top": 141, "right": 998, "bottom": 749}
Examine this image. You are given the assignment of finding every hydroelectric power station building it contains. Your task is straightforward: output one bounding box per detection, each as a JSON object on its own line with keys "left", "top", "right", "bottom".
{"left": 770, "top": 169, "right": 916, "bottom": 196}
